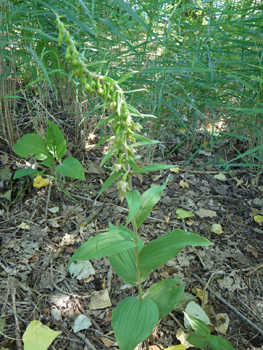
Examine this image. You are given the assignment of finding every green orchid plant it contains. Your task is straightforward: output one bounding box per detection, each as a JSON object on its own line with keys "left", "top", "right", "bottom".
{"left": 56, "top": 15, "right": 233, "bottom": 350}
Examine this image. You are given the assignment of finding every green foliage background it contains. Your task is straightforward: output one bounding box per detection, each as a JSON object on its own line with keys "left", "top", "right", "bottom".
{"left": 1, "top": 0, "right": 263, "bottom": 170}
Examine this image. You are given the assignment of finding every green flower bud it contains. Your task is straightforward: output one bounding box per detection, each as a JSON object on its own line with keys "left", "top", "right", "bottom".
{"left": 110, "top": 101, "right": 117, "bottom": 111}
{"left": 65, "top": 53, "right": 71, "bottom": 61}
{"left": 72, "top": 59, "right": 79, "bottom": 68}
{"left": 84, "top": 84, "right": 91, "bottom": 92}
{"left": 98, "top": 87, "right": 104, "bottom": 97}
{"left": 58, "top": 34, "right": 63, "bottom": 46}
{"left": 65, "top": 35, "right": 70, "bottom": 45}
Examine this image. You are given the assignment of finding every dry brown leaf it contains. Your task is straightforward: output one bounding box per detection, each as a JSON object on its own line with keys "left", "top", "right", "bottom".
{"left": 245, "top": 245, "right": 258, "bottom": 257}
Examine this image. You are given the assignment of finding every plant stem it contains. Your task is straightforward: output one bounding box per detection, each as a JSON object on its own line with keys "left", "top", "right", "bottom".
{"left": 127, "top": 172, "right": 143, "bottom": 300}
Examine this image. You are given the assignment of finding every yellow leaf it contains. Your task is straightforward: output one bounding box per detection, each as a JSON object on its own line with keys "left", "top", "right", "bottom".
{"left": 23, "top": 320, "right": 61, "bottom": 350}
{"left": 196, "top": 288, "right": 209, "bottom": 306}
{"left": 176, "top": 208, "right": 194, "bottom": 219}
{"left": 254, "top": 215, "right": 263, "bottom": 224}
{"left": 212, "top": 224, "right": 223, "bottom": 234}
{"left": 214, "top": 173, "right": 226, "bottom": 181}
{"left": 18, "top": 222, "right": 30, "bottom": 230}
{"left": 33, "top": 175, "right": 50, "bottom": 189}
{"left": 180, "top": 180, "right": 189, "bottom": 188}
{"left": 170, "top": 167, "right": 179, "bottom": 173}
{"left": 164, "top": 345, "right": 186, "bottom": 350}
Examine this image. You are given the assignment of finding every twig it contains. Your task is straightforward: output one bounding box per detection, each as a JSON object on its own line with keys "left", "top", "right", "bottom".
{"left": 191, "top": 272, "right": 263, "bottom": 337}
{"left": 201, "top": 269, "right": 221, "bottom": 309}
{"left": 0, "top": 301, "right": 27, "bottom": 324}
{"left": 10, "top": 278, "right": 22, "bottom": 350}
{"left": 76, "top": 332, "right": 97, "bottom": 350}
{"left": 106, "top": 266, "right": 113, "bottom": 292}
{"left": 45, "top": 183, "right": 52, "bottom": 225}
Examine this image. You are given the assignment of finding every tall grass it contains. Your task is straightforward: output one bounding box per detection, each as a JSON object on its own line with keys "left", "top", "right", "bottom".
{"left": 1, "top": 0, "right": 262, "bottom": 171}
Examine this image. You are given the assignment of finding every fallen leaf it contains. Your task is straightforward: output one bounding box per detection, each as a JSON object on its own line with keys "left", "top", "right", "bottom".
{"left": 48, "top": 206, "right": 59, "bottom": 213}
{"left": 254, "top": 215, "right": 263, "bottom": 225}
{"left": 69, "top": 261, "right": 95, "bottom": 280}
{"left": 22, "top": 320, "right": 61, "bottom": 350}
{"left": 170, "top": 167, "right": 180, "bottom": 173}
{"left": 18, "top": 222, "right": 30, "bottom": 230}
{"left": 73, "top": 314, "right": 92, "bottom": 333}
{"left": 164, "top": 215, "right": 170, "bottom": 223}
{"left": 176, "top": 328, "right": 192, "bottom": 349}
{"left": 212, "top": 224, "right": 223, "bottom": 234}
{"left": 100, "top": 337, "right": 116, "bottom": 347}
{"left": 214, "top": 313, "right": 230, "bottom": 335}
{"left": 245, "top": 245, "right": 258, "bottom": 257}
{"left": 87, "top": 162, "right": 105, "bottom": 175}
{"left": 195, "top": 208, "right": 217, "bottom": 218}
{"left": 180, "top": 180, "right": 189, "bottom": 189}
{"left": 214, "top": 173, "right": 226, "bottom": 181}
{"left": 89, "top": 289, "right": 112, "bottom": 310}
{"left": 163, "top": 345, "right": 186, "bottom": 350}
{"left": 195, "top": 289, "right": 209, "bottom": 306}
{"left": 176, "top": 208, "right": 194, "bottom": 219}
{"left": 152, "top": 174, "right": 162, "bottom": 181}
{"left": 33, "top": 175, "right": 50, "bottom": 189}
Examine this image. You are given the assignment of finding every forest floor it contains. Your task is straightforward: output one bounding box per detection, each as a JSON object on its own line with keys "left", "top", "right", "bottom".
{"left": 1, "top": 100, "right": 263, "bottom": 350}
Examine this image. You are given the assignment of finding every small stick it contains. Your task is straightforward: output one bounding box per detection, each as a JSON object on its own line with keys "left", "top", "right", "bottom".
{"left": 201, "top": 269, "right": 221, "bottom": 309}
{"left": 45, "top": 183, "right": 52, "bottom": 225}
{"left": 106, "top": 266, "right": 113, "bottom": 292}
{"left": 11, "top": 278, "right": 22, "bottom": 350}
{"left": 76, "top": 332, "right": 97, "bottom": 350}
{"left": 191, "top": 272, "right": 263, "bottom": 337}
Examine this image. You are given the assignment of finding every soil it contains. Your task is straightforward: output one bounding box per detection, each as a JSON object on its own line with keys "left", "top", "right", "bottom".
{"left": 1, "top": 99, "right": 263, "bottom": 350}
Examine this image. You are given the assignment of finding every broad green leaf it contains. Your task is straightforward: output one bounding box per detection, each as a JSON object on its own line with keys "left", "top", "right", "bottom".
{"left": 57, "top": 157, "right": 85, "bottom": 180}
{"left": 68, "top": 230, "right": 137, "bottom": 268}
{"left": 23, "top": 320, "right": 61, "bottom": 350}
{"left": 95, "top": 170, "right": 123, "bottom": 199}
{"left": 112, "top": 297, "right": 158, "bottom": 350}
{"left": 135, "top": 178, "right": 169, "bottom": 228}
{"left": 138, "top": 230, "right": 213, "bottom": 274}
{"left": 13, "top": 134, "right": 50, "bottom": 159}
{"left": 186, "top": 333, "right": 208, "bottom": 348}
{"left": 108, "top": 223, "right": 146, "bottom": 285}
{"left": 132, "top": 164, "right": 177, "bottom": 174}
{"left": 46, "top": 119, "right": 66, "bottom": 161}
{"left": 126, "top": 190, "right": 141, "bottom": 225}
{"left": 13, "top": 168, "right": 43, "bottom": 179}
{"left": 109, "top": 247, "right": 142, "bottom": 285}
{"left": 143, "top": 279, "right": 184, "bottom": 319}
{"left": 216, "top": 336, "right": 235, "bottom": 350}
{"left": 184, "top": 313, "right": 211, "bottom": 338}
{"left": 41, "top": 156, "right": 55, "bottom": 169}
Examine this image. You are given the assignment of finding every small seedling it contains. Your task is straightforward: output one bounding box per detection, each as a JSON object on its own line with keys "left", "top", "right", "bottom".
{"left": 13, "top": 119, "right": 85, "bottom": 182}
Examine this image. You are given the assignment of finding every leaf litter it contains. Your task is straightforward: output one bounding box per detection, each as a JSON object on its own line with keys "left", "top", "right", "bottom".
{"left": 1, "top": 110, "right": 263, "bottom": 350}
